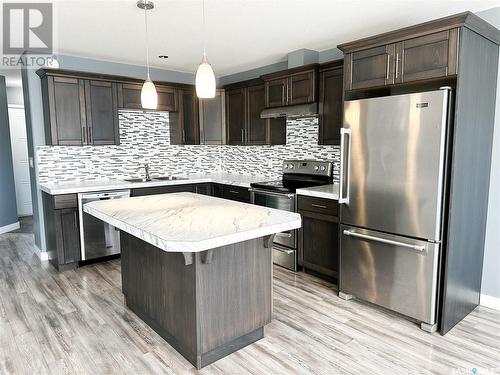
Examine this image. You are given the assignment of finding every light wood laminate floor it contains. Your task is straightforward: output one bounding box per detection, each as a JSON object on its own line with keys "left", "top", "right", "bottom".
{"left": 1, "top": 231, "right": 500, "bottom": 374}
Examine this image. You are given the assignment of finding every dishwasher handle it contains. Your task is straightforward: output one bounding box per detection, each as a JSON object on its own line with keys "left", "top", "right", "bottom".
{"left": 80, "top": 190, "right": 131, "bottom": 200}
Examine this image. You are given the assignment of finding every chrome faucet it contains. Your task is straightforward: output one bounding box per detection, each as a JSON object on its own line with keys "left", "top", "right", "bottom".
{"left": 143, "top": 163, "right": 151, "bottom": 181}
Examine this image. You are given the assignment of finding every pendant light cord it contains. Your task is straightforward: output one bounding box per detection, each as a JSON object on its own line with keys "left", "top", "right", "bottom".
{"left": 202, "top": 0, "right": 206, "bottom": 56}
{"left": 144, "top": 0, "right": 151, "bottom": 79}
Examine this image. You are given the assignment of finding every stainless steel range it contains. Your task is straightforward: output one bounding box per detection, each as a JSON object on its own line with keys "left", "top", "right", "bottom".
{"left": 250, "top": 160, "right": 333, "bottom": 271}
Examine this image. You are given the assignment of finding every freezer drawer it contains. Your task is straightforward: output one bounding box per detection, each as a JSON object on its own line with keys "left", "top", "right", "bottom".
{"left": 340, "top": 225, "right": 440, "bottom": 325}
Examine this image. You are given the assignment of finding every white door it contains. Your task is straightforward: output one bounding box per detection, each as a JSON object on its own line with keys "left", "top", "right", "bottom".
{"left": 8, "top": 106, "right": 32, "bottom": 216}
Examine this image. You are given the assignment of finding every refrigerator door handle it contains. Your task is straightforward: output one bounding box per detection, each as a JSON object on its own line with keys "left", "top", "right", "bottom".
{"left": 343, "top": 229, "right": 427, "bottom": 253}
{"left": 339, "top": 128, "right": 352, "bottom": 204}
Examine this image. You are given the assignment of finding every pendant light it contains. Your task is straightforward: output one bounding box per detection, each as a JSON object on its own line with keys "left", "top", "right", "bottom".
{"left": 195, "top": 0, "right": 216, "bottom": 98}
{"left": 137, "top": 0, "right": 158, "bottom": 109}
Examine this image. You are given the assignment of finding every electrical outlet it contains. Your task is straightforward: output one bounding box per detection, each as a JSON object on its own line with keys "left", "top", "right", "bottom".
{"left": 267, "top": 159, "right": 273, "bottom": 169}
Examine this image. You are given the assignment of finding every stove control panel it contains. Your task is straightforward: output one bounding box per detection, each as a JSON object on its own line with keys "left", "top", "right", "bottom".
{"left": 282, "top": 160, "right": 333, "bottom": 177}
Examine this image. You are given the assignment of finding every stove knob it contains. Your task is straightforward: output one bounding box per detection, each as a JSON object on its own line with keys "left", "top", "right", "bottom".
{"left": 314, "top": 165, "right": 319, "bottom": 171}
{"left": 320, "top": 166, "right": 326, "bottom": 171}
{"left": 284, "top": 164, "right": 289, "bottom": 169}
{"left": 289, "top": 164, "right": 294, "bottom": 169}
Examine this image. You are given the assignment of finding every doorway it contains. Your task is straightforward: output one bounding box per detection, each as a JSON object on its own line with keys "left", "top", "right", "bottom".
{"left": 8, "top": 105, "right": 33, "bottom": 217}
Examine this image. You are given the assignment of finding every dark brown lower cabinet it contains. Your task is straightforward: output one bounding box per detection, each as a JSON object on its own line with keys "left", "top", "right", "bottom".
{"left": 210, "top": 183, "right": 250, "bottom": 203}
{"left": 131, "top": 184, "right": 197, "bottom": 197}
{"left": 195, "top": 183, "right": 212, "bottom": 196}
{"left": 212, "top": 183, "right": 224, "bottom": 198}
{"left": 43, "top": 193, "right": 81, "bottom": 271}
{"left": 298, "top": 196, "right": 339, "bottom": 281}
{"left": 221, "top": 185, "right": 251, "bottom": 203}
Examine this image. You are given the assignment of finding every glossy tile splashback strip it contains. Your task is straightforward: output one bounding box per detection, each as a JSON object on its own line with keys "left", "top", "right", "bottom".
{"left": 36, "top": 110, "right": 340, "bottom": 184}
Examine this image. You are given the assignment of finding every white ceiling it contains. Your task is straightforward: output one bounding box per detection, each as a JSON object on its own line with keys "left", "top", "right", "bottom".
{"left": 10, "top": 1, "right": 500, "bottom": 79}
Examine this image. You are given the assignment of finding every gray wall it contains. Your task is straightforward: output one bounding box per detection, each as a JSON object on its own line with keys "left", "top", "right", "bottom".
{"left": 23, "top": 55, "right": 196, "bottom": 251}
{"left": 477, "top": 7, "right": 500, "bottom": 300}
{"left": 219, "top": 47, "right": 343, "bottom": 86}
{"left": 0, "top": 76, "right": 18, "bottom": 229}
{"left": 218, "top": 61, "right": 288, "bottom": 86}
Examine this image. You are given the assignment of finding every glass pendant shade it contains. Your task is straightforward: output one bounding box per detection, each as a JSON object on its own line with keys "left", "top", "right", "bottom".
{"left": 195, "top": 54, "right": 216, "bottom": 98}
{"left": 141, "top": 76, "right": 158, "bottom": 110}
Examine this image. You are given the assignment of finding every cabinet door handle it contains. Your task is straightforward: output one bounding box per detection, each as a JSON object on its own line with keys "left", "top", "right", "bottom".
{"left": 386, "top": 54, "right": 390, "bottom": 80}
{"left": 73, "top": 211, "right": 78, "bottom": 227}
{"left": 87, "top": 126, "right": 92, "bottom": 144}
{"left": 81, "top": 127, "right": 86, "bottom": 145}
{"left": 241, "top": 129, "right": 244, "bottom": 144}
{"left": 311, "top": 203, "right": 328, "bottom": 209}
{"left": 395, "top": 53, "right": 400, "bottom": 79}
{"left": 229, "top": 190, "right": 239, "bottom": 194}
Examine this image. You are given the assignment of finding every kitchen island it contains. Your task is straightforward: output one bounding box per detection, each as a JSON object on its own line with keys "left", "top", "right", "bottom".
{"left": 83, "top": 192, "right": 301, "bottom": 369}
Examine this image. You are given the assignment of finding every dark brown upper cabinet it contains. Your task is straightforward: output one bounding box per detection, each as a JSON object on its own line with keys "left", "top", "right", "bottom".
{"left": 246, "top": 84, "right": 267, "bottom": 145}
{"left": 199, "top": 89, "right": 226, "bottom": 145}
{"left": 39, "top": 71, "right": 119, "bottom": 146}
{"left": 169, "top": 89, "right": 199, "bottom": 145}
{"left": 42, "top": 76, "right": 87, "bottom": 146}
{"left": 340, "top": 21, "right": 461, "bottom": 91}
{"left": 85, "top": 80, "right": 119, "bottom": 145}
{"left": 117, "top": 83, "right": 178, "bottom": 112}
{"left": 224, "top": 79, "right": 285, "bottom": 146}
{"left": 344, "top": 44, "right": 396, "bottom": 90}
{"left": 394, "top": 29, "right": 459, "bottom": 84}
{"left": 318, "top": 60, "right": 344, "bottom": 145}
{"left": 265, "top": 78, "right": 287, "bottom": 107}
{"left": 262, "top": 64, "right": 318, "bottom": 108}
{"left": 289, "top": 70, "right": 316, "bottom": 105}
{"left": 225, "top": 87, "right": 246, "bottom": 145}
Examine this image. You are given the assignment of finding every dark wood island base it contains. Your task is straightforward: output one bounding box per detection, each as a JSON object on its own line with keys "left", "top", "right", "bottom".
{"left": 120, "top": 232, "right": 273, "bottom": 369}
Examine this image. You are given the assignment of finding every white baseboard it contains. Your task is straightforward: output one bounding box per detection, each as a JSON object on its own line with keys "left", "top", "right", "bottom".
{"left": 480, "top": 294, "right": 500, "bottom": 311}
{"left": 0, "top": 222, "right": 20, "bottom": 235}
{"left": 34, "top": 244, "right": 49, "bottom": 261}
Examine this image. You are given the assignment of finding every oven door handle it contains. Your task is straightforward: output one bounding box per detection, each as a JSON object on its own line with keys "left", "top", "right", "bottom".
{"left": 249, "top": 188, "right": 295, "bottom": 199}
{"left": 274, "top": 247, "right": 294, "bottom": 255}
{"left": 275, "top": 232, "right": 292, "bottom": 238}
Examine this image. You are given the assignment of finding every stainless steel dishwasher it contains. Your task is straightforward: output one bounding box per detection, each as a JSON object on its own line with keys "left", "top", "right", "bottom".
{"left": 78, "top": 190, "right": 130, "bottom": 261}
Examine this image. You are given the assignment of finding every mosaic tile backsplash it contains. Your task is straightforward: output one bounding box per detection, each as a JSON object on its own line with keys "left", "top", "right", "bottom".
{"left": 36, "top": 110, "right": 340, "bottom": 184}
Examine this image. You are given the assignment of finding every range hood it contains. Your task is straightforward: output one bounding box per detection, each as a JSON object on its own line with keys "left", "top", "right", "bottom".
{"left": 260, "top": 103, "right": 318, "bottom": 119}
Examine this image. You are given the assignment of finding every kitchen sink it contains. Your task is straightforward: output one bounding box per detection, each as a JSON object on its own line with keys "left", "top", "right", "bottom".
{"left": 124, "top": 176, "right": 187, "bottom": 182}
{"left": 152, "top": 176, "right": 187, "bottom": 181}
{"left": 124, "top": 178, "right": 150, "bottom": 183}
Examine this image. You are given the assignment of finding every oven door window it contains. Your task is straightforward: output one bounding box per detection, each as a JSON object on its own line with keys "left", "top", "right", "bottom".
{"left": 252, "top": 192, "right": 296, "bottom": 248}
{"left": 253, "top": 193, "right": 294, "bottom": 212}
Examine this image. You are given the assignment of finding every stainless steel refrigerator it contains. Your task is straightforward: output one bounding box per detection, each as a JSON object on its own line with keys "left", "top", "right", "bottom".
{"left": 338, "top": 88, "right": 451, "bottom": 333}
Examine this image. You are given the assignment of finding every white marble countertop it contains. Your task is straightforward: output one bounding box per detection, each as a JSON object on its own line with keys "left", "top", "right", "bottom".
{"left": 39, "top": 173, "right": 271, "bottom": 195}
{"left": 296, "top": 183, "right": 340, "bottom": 200}
{"left": 83, "top": 192, "right": 301, "bottom": 253}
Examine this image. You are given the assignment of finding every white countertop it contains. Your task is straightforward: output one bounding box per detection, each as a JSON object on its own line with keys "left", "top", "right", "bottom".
{"left": 83, "top": 192, "right": 301, "bottom": 253}
{"left": 39, "top": 173, "right": 270, "bottom": 195}
{"left": 296, "top": 183, "right": 340, "bottom": 200}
